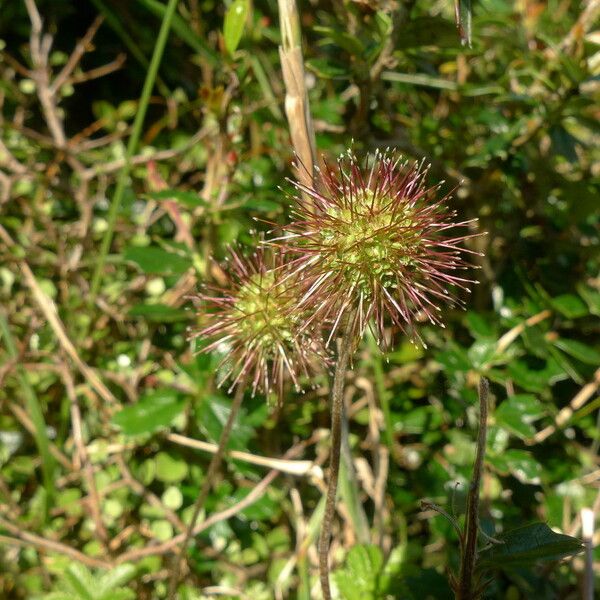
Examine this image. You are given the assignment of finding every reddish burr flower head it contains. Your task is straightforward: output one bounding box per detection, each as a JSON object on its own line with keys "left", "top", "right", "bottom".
{"left": 277, "top": 149, "right": 480, "bottom": 346}
{"left": 189, "top": 247, "right": 324, "bottom": 398}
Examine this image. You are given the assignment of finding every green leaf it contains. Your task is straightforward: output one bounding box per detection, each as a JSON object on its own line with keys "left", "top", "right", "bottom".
{"left": 496, "top": 394, "right": 546, "bottom": 439}
{"left": 124, "top": 245, "right": 192, "bottom": 275}
{"left": 306, "top": 58, "right": 350, "bottom": 79}
{"left": 552, "top": 338, "right": 600, "bottom": 365}
{"left": 488, "top": 449, "right": 542, "bottom": 484}
{"left": 435, "top": 343, "right": 471, "bottom": 374}
{"left": 229, "top": 487, "right": 280, "bottom": 521}
{"left": 128, "top": 303, "right": 188, "bottom": 322}
{"left": 551, "top": 294, "right": 588, "bottom": 318}
{"left": 313, "top": 25, "right": 365, "bottom": 55}
{"left": 243, "top": 197, "right": 282, "bottom": 213}
{"left": 468, "top": 339, "right": 497, "bottom": 369}
{"left": 112, "top": 390, "right": 185, "bottom": 436}
{"left": 394, "top": 16, "right": 459, "bottom": 49}
{"left": 63, "top": 564, "right": 95, "bottom": 599}
{"left": 465, "top": 312, "right": 495, "bottom": 338}
{"left": 223, "top": 0, "right": 249, "bottom": 55}
{"left": 155, "top": 451, "right": 188, "bottom": 483}
{"left": 334, "top": 545, "right": 384, "bottom": 600}
{"left": 478, "top": 522, "right": 583, "bottom": 567}
{"left": 507, "top": 359, "right": 567, "bottom": 393}
{"left": 148, "top": 189, "right": 207, "bottom": 208}
{"left": 100, "top": 591, "right": 135, "bottom": 600}
{"left": 196, "top": 394, "right": 253, "bottom": 451}
{"left": 577, "top": 283, "right": 600, "bottom": 316}
{"left": 97, "top": 564, "right": 136, "bottom": 596}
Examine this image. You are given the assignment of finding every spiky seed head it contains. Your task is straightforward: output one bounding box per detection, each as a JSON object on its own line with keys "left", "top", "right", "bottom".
{"left": 189, "top": 248, "right": 325, "bottom": 398}
{"left": 276, "top": 149, "right": 481, "bottom": 345}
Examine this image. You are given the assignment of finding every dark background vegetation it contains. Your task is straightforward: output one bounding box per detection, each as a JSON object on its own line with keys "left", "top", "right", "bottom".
{"left": 0, "top": 0, "right": 598, "bottom": 598}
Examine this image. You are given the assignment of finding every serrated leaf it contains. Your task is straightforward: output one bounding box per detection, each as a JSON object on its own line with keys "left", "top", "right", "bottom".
{"left": 334, "top": 544, "right": 384, "bottom": 600}
{"left": 552, "top": 338, "right": 600, "bottom": 365}
{"left": 478, "top": 522, "right": 583, "bottom": 567}
{"left": 124, "top": 245, "right": 192, "bottom": 275}
{"left": 223, "top": 0, "right": 249, "bottom": 55}
{"left": 97, "top": 564, "right": 136, "bottom": 595}
{"left": 63, "top": 564, "right": 95, "bottom": 599}
{"left": 112, "top": 390, "right": 185, "bottom": 436}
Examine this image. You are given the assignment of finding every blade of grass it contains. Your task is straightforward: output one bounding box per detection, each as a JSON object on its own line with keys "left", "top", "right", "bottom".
{"left": 89, "top": 0, "right": 171, "bottom": 97}
{"left": 136, "top": 0, "right": 219, "bottom": 65}
{"left": 0, "top": 310, "right": 56, "bottom": 506}
{"left": 90, "top": 0, "right": 180, "bottom": 301}
{"left": 248, "top": 54, "right": 284, "bottom": 120}
{"left": 339, "top": 414, "right": 370, "bottom": 544}
{"left": 367, "top": 332, "right": 394, "bottom": 452}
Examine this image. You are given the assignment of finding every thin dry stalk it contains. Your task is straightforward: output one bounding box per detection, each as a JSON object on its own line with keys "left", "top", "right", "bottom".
{"left": 60, "top": 365, "right": 108, "bottom": 545}
{"left": 166, "top": 433, "right": 323, "bottom": 480}
{"left": 278, "top": 0, "right": 317, "bottom": 192}
{"left": 19, "top": 261, "right": 117, "bottom": 404}
{"left": 167, "top": 380, "right": 247, "bottom": 598}
{"left": 0, "top": 515, "right": 111, "bottom": 569}
{"left": 115, "top": 435, "right": 316, "bottom": 565}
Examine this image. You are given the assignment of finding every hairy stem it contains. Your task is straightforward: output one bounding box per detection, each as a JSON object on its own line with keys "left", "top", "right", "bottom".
{"left": 318, "top": 314, "right": 356, "bottom": 600}
{"left": 457, "top": 377, "right": 489, "bottom": 600}
{"left": 167, "top": 380, "right": 246, "bottom": 598}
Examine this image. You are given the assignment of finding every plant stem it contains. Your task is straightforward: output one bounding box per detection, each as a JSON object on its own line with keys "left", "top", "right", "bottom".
{"left": 167, "top": 380, "right": 246, "bottom": 598}
{"left": 457, "top": 377, "right": 489, "bottom": 600}
{"left": 0, "top": 310, "right": 56, "bottom": 506}
{"left": 318, "top": 314, "right": 356, "bottom": 600}
{"left": 89, "top": 0, "right": 179, "bottom": 302}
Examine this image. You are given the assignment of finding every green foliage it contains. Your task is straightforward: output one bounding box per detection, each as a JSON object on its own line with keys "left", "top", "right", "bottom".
{"left": 41, "top": 564, "right": 136, "bottom": 600}
{"left": 0, "top": 0, "right": 598, "bottom": 597}
{"left": 112, "top": 389, "right": 186, "bottom": 436}
{"left": 478, "top": 523, "right": 583, "bottom": 567}
{"left": 223, "top": 0, "right": 250, "bottom": 56}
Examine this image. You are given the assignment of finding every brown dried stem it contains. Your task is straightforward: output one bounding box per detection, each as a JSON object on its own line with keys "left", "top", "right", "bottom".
{"left": 278, "top": 0, "right": 317, "bottom": 192}
{"left": 60, "top": 365, "right": 108, "bottom": 546}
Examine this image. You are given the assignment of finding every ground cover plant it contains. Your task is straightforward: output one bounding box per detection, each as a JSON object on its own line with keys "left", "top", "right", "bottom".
{"left": 0, "top": 0, "right": 599, "bottom": 598}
